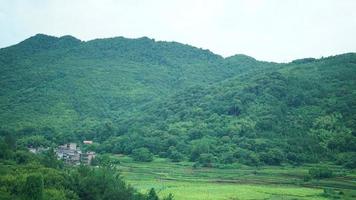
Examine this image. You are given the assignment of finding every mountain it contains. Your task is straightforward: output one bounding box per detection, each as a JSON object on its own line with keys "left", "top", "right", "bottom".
{"left": 120, "top": 53, "right": 356, "bottom": 165}
{"left": 0, "top": 34, "right": 355, "bottom": 166}
{"left": 0, "top": 34, "right": 262, "bottom": 133}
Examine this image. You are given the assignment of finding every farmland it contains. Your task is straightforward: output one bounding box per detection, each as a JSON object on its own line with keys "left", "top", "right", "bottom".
{"left": 115, "top": 156, "right": 356, "bottom": 200}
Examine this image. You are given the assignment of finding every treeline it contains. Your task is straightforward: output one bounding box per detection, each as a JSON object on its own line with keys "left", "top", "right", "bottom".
{"left": 0, "top": 133, "right": 173, "bottom": 200}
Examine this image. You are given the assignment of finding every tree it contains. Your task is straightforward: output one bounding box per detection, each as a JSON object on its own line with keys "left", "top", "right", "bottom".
{"left": 14, "top": 150, "right": 34, "bottom": 164}
{"left": 198, "top": 153, "right": 215, "bottom": 167}
{"left": 147, "top": 188, "right": 159, "bottom": 200}
{"left": 93, "top": 154, "right": 120, "bottom": 167}
{"left": 23, "top": 174, "right": 44, "bottom": 200}
{"left": 4, "top": 132, "right": 16, "bottom": 150}
{"left": 163, "top": 193, "right": 174, "bottom": 200}
{"left": 43, "top": 189, "right": 67, "bottom": 200}
{"left": 260, "top": 149, "right": 284, "bottom": 165}
{"left": 19, "top": 135, "right": 49, "bottom": 148}
{"left": 168, "top": 146, "right": 183, "bottom": 162}
{"left": 220, "top": 151, "right": 235, "bottom": 164}
{"left": 189, "top": 138, "right": 215, "bottom": 161}
{"left": 132, "top": 147, "right": 153, "bottom": 162}
{"left": 0, "top": 139, "right": 12, "bottom": 159}
{"left": 41, "top": 148, "right": 63, "bottom": 169}
{"left": 75, "top": 166, "right": 141, "bottom": 200}
{"left": 344, "top": 156, "right": 356, "bottom": 169}
{"left": 309, "top": 167, "right": 333, "bottom": 179}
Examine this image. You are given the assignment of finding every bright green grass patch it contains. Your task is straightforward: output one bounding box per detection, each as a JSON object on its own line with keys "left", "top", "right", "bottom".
{"left": 113, "top": 156, "right": 356, "bottom": 200}
{"left": 129, "top": 180, "right": 327, "bottom": 200}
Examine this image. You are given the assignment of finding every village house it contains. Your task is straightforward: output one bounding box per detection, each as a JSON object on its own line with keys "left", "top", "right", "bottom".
{"left": 83, "top": 140, "right": 93, "bottom": 144}
{"left": 81, "top": 151, "right": 96, "bottom": 165}
{"left": 56, "top": 143, "right": 81, "bottom": 165}
{"left": 55, "top": 142, "right": 96, "bottom": 165}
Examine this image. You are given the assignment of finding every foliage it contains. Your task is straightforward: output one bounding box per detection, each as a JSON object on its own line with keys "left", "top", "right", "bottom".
{"left": 147, "top": 188, "right": 159, "bottom": 200}
{"left": 23, "top": 173, "right": 44, "bottom": 200}
{"left": 91, "top": 154, "right": 120, "bottom": 167}
{"left": 308, "top": 167, "right": 333, "bottom": 179}
{"left": 0, "top": 135, "right": 166, "bottom": 200}
{"left": 0, "top": 34, "right": 355, "bottom": 167}
{"left": 132, "top": 148, "right": 154, "bottom": 162}
{"left": 162, "top": 193, "right": 174, "bottom": 200}
{"left": 40, "top": 148, "right": 63, "bottom": 168}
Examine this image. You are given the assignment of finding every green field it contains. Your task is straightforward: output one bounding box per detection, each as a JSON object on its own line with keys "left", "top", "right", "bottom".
{"left": 114, "top": 156, "right": 356, "bottom": 200}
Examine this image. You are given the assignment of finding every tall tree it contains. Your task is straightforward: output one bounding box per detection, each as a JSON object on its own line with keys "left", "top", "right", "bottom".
{"left": 147, "top": 188, "right": 159, "bottom": 200}
{"left": 23, "top": 174, "right": 44, "bottom": 200}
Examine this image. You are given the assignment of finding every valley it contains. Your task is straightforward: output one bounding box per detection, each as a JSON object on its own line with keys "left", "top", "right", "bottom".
{"left": 0, "top": 34, "right": 355, "bottom": 200}
{"left": 115, "top": 156, "right": 356, "bottom": 200}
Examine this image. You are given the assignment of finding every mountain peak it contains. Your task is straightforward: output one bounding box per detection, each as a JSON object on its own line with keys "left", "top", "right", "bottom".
{"left": 10, "top": 34, "right": 81, "bottom": 55}
{"left": 20, "top": 33, "right": 58, "bottom": 46}
{"left": 59, "top": 35, "right": 81, "bottom": 42}
{"left": 224, "top": 54, "right": 258, "bottom": 65}
{"left": 225, "top": 54, "right": 256, "bottom": 61}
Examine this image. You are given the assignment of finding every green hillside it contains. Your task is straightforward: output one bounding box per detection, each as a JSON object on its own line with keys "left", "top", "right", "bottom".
{"left": 0, "top": 34, "right": 263, "bottom": 134}
{"left": 0, "top": 34, "right": 355, "bottom": 167}
{"left": 115, "top": 53, "right": 356, "bottom": 166}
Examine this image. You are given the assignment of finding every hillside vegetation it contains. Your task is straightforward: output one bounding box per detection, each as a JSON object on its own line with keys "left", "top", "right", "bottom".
{"left": 0, "top": 34, "right": 264, "bottom": 132}
{"left": 0, "top": 134, "right": 169, "bottom": 200}
{"left": 0, "top": 34, "right": 355, "bottom": 167}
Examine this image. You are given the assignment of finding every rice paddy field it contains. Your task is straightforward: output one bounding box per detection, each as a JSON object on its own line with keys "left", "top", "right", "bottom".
{"left": 114, "top": 156, "right": 356, "bottom": 200}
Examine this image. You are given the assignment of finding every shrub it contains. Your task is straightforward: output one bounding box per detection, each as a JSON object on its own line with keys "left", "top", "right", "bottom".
{"left": 23, "top": 174, "right": 44, "bottom": 200}
{"left": 132, "top": 147, "right": 153, "bottom": 162}
{"left": 198, "top": 153, "right": 215, "bottom": 167}
{"left": 309, "top": 167, "right": 333, "bottom": 179}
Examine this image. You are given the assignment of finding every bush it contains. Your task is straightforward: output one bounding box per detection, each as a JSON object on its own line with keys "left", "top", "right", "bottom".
{"left": 14, "top": 150, "right": 33, "bottom": 164}
{"left": 169, "top": 150, "right": 183, "bottom": 162}
{"left": 344, "top": 159, "right": 356, "bottom": 169}
{"left": 309, "top": 167, "right": 333, "bottom": 179}
{"left": 163, "top": 193, "right": 174, "bottom": 200}
{"left": 23, "top": 173, "right": 44, "bottom": 200}
{"left": 147, "top": 188, "right": 159, "bottom": 200}
{"left": 168, "top": 146, "right": 183, "bottom": 162}
{"left": 132, "top": 147, "right": 153, "bottom": 162}
{"left": 92, "top": 154, "right": 120, "bottom": 167}
{"left": 260, "top": 149, "right": 284, "bottom": 165}
{"left": 220, "top": 151, "right": 235, "bottom": 164}
{"left": 338, "top": 153, "right": 356, "bottom": 169}
{"left": 198, "top": 153, "right": 215, "bottom": 167}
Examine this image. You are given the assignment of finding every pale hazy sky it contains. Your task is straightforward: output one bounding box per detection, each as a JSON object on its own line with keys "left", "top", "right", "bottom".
{"left": 1, "top": 0, "right": 356, "bottom": 62}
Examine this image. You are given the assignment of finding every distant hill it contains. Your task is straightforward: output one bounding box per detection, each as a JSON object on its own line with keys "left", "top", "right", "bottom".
{"left": 0, "top": 34, "right": 355, "bottom": 166}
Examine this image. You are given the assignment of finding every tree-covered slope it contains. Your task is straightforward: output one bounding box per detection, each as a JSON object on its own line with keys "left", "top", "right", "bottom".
{"left": 0, "top": 34, "right": 263, "bottom": 133}
{"left": 0, "top": 34, "right": 355, "bottom": 167}
{"left": 110, "top": 53, "right": 356, "bottom": 166}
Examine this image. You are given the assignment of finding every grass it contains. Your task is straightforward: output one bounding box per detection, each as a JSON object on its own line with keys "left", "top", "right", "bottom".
{"left": 113, "top": 156, "right": 356, "bottom": 200}
{"left": 133, "top": 181, "right": 325, "bottom": 200}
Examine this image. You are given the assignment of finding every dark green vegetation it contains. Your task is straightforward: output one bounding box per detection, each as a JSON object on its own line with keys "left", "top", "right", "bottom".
{"left": 0, "top": 34, "right": 355, "bottom": 168}
{"left": 0, "top": 134, "right": 171, "bottom": 200}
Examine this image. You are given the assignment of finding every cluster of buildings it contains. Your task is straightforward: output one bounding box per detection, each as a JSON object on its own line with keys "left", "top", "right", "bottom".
{"left": 56, "top": 142, "right": 96, "bottom": 165}
{"left": 28, "top": 141, "right": 96, "bottom": 165}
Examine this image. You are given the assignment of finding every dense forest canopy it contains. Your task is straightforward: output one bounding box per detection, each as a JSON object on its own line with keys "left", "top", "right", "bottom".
{"left": 0, "top": 34, "right": 355, "bottom": 168}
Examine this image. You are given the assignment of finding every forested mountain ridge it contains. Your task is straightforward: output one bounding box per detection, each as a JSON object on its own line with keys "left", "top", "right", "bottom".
{"left": 0, "top": 34, "right": 264, "bottom": 133}
{"left": 0, "top": 34, "right": 355, "bottom": 167}
{"left": 117, "top": 53, "right": 356, "bottom": 166}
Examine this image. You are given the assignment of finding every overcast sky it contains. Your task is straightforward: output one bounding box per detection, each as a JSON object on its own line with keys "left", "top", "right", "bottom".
{"left": 1, "top": 0, "right": 356, "bottom": 62}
